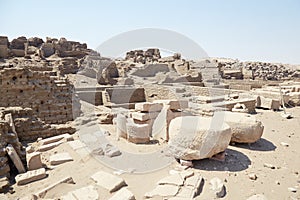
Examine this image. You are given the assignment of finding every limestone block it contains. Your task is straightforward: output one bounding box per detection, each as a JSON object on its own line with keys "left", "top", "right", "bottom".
{"left": 27, "top": 152, "right": 43, "bottom": 170}
{"left": 50, "top": 152, "right": 73, "bottom": 165}
{"left": 15, "top": 168, "right": 47, "bottom": 185}
{"left": 91, "top": 171, "right": 126, "bottom": 192}
{"left": 220, "top": 111, "right": 264, "bottom": 143}
{"left": 135, "top": 102, "right": 163, "bottom": 112}
{"left": 126, "top": 122, "right": 150, "bottom": 144}
{"left": 154, "top": 100, "right": 188, "bottom": 110}
{"left": 109, "top": 188, "right": 135, "bottom": 200}
{"left": 6, "top": 144, "right": 25, "bottom": 173}
{"left": 168, "top": 116, "right": 232, "bottom": 160}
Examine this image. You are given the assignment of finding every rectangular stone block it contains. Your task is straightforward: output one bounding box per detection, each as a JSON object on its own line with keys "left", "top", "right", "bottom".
{"left": 131, "top": 111, "right": 159, "bottom": 121}
{"left": 126, "top": 122, "right": 150, "bottom": 144}
{"left": 50, "top": 152, "right": 73, "bottom": 165}
{"left": 15, "top": 168, "right": 47, "bottom": 185}
{"left": 91, "top": 171, "right": 126, "bottom": 192}
{"left": 135, "top": 102, "right": 163, "bottom": 112}
{"left": 154, "top": 100, "right": 188, "bottom": 110}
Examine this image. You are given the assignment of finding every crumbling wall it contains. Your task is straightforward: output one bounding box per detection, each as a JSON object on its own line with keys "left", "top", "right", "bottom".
{"left": 0, "top": 68, "right": 74, "bottom": 124}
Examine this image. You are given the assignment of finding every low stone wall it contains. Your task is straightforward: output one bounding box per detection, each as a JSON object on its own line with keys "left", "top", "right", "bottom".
{"left": 0, "top": 68, "right": 75, "bottom": 124}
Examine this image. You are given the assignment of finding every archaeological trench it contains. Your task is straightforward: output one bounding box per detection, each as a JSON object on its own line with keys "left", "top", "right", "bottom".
{"left": 0, "top": 36, "right": 300, "bottom": 199}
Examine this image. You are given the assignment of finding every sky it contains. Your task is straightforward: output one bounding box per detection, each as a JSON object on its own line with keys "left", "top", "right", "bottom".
{"left": 0, "top": 0, "right": 300, "bottom": 64}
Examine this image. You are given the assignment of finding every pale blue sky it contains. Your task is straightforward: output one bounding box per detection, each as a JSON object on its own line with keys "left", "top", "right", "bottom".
{"left": 1, "top": 0, "right": 299, "bottom": 64}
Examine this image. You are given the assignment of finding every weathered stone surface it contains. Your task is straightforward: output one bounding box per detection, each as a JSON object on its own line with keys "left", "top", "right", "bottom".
{"left": 126, "top": 122, "right": 150, "bottom": 144}
{"left": 38, "top": 141, "right": 63, "bottom": 152}
{"left": 131, "top": 64, "right": 169, "bottom": 77}
{"left": 109, "top": 187, "right": 135, "bottom": 200}
{"left": 27, "top": 152, "right": 43, "bottom": 170}
{"left": 104, "top": 144, "right": 121, "bottom": 157}
{"left": 256, "top": 96, "right": 280, "bottom": 110}
{"left": 131, "top": 111, "right": 159, "bottom": 121}
{"left": 209, "top": 177, "right": 226, "bottom": 198}
{"left": 61, "top": 185, "right": 99, "bottom": 200}
{"left": 154, "top": 100, "right": 188, "bottom": 110}
{"left": 50, "top": 152, "right": 73, "bottom": 165}
{"left": 15, "top": 168, "right": 47, "bottom": 185}
{"left": 91, "top": 171, "right": 126, "bottom": 192}
{"left": 145, "top": 185, "right": 179, "bottom": 198}
{"left": 96, "top": 59, "right": 119, "bottom": 85}
{"left": 68, "top": 140, "right": 86, "bottom": 150}
{"left": 116, "top": 114, "right": 128, "bottom": 139}
{"left": 135, "top": 102, "right": 163, "bottom": 112}
{"left": 35, "top": 177, "right": 75, "bottom": 198}
{"left": 39, "top": 134, "right": 73, "bottom": 145}
{"left": 168, "top": 116, "right": 232, "bottom": 160}
{"left": 158, "top": 173, "right": 184, "bottom": 186}
{"left": 219, "top": 111, "right": 264, "bottom": 143}
{"left": 288, "top": 92, "right": 300, "bottom": 106}
{"left": 6, "top": 144, "right": 25, "bottom": 173}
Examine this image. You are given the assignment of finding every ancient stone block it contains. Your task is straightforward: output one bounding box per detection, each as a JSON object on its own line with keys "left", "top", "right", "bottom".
{"left": 91, "top": 171, "right": 126, "bottom": 192}
{"left": 126, "top": 122, "right": 150, "bottom": 144}
{"left": 168, "top": 116, "right": 232, "bottom": 160}
{"left": 135, "top": 102, "right": 163, "bottom": 112}
{"left": 27, "top": 152, "right": 43, "bottom": 171}
{"left": 50, "top": 152, "right": 73, "bottom": 165}
{"left": 154, "top": 100, "right": 188, "bottom": 110}
{"left": 15, "top": 168, "right": 47, "bottom": 185}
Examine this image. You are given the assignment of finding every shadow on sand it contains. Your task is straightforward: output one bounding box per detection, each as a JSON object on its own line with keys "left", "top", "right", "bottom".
{"left": 193, "top": 148, "right": 251, "bottom": 172}
{"left": 232, "top": 138, "right": 277, "bottom": 151}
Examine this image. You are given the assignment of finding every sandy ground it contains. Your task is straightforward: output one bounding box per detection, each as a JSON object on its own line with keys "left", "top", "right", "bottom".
{"left": 6, "top": 102, "right": 300, "bottom": 200}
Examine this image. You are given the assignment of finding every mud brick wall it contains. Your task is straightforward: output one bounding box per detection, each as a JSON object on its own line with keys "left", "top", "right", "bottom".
{"left": 0, "top": 68, "right": 74, "bottom": 124}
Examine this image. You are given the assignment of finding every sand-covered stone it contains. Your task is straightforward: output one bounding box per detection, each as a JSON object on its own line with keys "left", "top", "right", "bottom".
{"left": 168, "top": 116, "right": 232, "bottom": 160}
{"left": 50, "top": 152, "right": 73, "bottom": 165}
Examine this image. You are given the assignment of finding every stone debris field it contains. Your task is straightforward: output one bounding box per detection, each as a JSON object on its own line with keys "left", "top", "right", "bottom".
{"left": 0, "top": 36, "right": 299, "bottom": 200}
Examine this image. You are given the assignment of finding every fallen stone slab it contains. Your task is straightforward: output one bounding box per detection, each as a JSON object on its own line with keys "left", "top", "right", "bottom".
{"left": 168, "top": 116, "right": 232, "bottom": 160}
{"left": 50, "top": 152, "right": 73, "bottom": 165}
{"left": 27, "top": 152, "right": 43, "bottom": 171}
{"left": 256, "top": 96, "right": 280, "bottom": 110}
{"left": 35, "top": 176, "right": 75, "bottom": 198}
{"left": 176, "top": 186, "right": 195, "bottom": 199}
{"left": 145, "top": 184, "right": 179, "bottom": 198}
{"left": 61, "top": 185, "right": 99, "bottom": 200}
{"left": 109, "top": 187, "right": 135, "bottom": 200}
{"left": 68, "top": 140, "right": 86, "bottom": 150}
{"left": 38, "top": 141, "right": 63, "bottom": 152}
{"left": 39, "top": 134, "right": 73, "bottom": 145}
{"left": 131, "top": 111, "right": 159, "bottom": 121}
{"left": 6, "top": 144, "right": 25, "bottom": 173}
{"left": 15, "top": 168, "right": 47, "bottom": 185}
{"left": 91, "top": 171, "right": 126, "bottom": 192}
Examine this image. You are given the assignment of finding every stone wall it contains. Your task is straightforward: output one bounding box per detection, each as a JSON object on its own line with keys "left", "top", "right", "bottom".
{"left": 0, "top": 68, "right": 75, "bottom": 124}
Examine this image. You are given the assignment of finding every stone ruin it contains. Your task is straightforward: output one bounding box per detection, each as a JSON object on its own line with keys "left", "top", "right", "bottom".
{"left": 0, "top": 35, "right": 299, "bottom": 199}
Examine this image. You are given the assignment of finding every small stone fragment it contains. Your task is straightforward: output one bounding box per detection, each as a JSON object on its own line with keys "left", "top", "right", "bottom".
{"left": 209, "top": 177, "right": 226, "bottom": 198}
